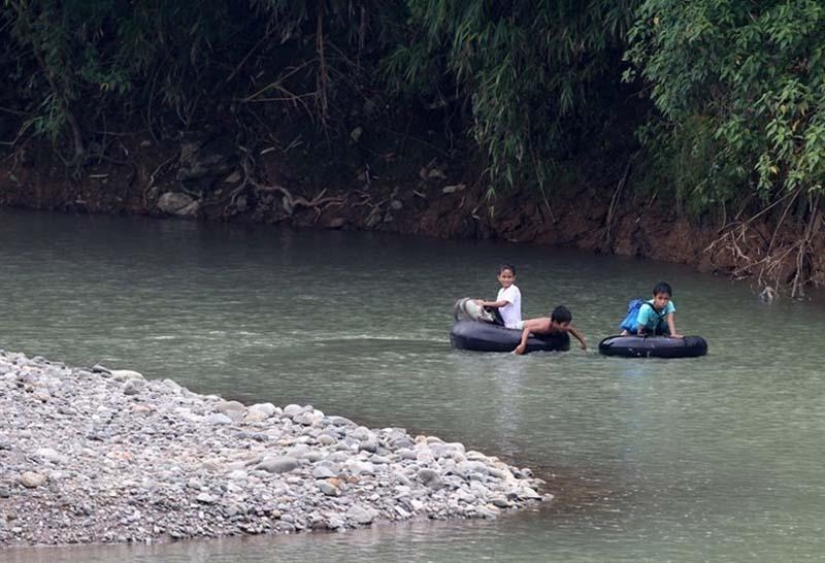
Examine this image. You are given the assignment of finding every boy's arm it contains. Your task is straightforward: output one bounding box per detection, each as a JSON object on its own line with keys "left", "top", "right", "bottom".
{"left": 475, "top": 298, "right": 509, "bottom": 308}
{"left": 635, "top": 307, "right": 649, "bottom": 335}
{"left": 513, "top": 319, "right": 547, "bottom": 353}
{"left": 666, "top": 313, "right": 682, "bottom": 338}
{"left": 513, "top": 318, "right": 558, "bottom": 354}
{"left": 513, "top": 326, "right": 531, "bottom": 355}
{"left": 478, "top": 286, "right": 516, "bottom": 309}
{"left": 568, "top": 326, "right": 587, "bottom": 350}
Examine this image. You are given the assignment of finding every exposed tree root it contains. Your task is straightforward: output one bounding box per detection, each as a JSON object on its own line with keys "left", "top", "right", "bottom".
{"left": 704, "top": 190, "right": 822, "bottom": 299}
{"left": 143, "top": 155, "right": 177, "bottom": 208}
{"left": 232, "top": 154, "right": 344, "bottom": 222}
{"left": 601, "top": 155, "right": 634, "bottom": 250}
{"left": 790, "top": 194, "right": 822, "bottom": 299}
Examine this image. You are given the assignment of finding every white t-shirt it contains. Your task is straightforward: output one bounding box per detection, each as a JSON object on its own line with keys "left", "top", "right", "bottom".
{"left": 496, "top": 285, "right": 522, "bottom": 329}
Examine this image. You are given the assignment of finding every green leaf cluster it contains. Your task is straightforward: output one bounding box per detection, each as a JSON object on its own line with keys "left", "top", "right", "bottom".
{"left": 1, "top": 0, "right": 406, "bottom": 144}
{"left": 385, "top": 0, "right": 637, "bottom": 197}
{"left": 4, "top": 0, "right": 825, "bottom": 222}
{"left": 625, "top": 0, "right": 825, "bottom": 209}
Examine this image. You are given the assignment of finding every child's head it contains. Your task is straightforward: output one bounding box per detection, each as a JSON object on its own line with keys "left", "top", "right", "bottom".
{"left": 549, "top": 305, "right": 572, "bottom": 330}
{"left": 652, "top": 281, "right": 673, "bottom": 311}
{"left": 496, "top": 264, "right": 516, "bottom": 287}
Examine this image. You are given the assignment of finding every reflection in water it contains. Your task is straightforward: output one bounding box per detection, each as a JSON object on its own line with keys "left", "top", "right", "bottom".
{"left": 2, "top": 210, "right": 825, "bottom": 562}
{"left": 0, "top": 517, "right": 544, "bottom": 563}
{"left": 490, "top": 355, "right": 528, "bottom": 460}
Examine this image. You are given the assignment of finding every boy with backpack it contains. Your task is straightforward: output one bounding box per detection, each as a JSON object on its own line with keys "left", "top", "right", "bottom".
{"left": 619, "top": 282, "right": 682, "bottom": 338}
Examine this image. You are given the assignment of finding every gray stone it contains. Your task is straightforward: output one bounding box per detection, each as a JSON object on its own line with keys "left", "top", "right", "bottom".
{"left": 245, "top": 403, "right": 276, "bottom": 422}
{"left": 417, "top": 468, "right": 440, "bottom": 484}
{"left": 34, "top": 447, "right": 64, "bottom": 464}
{"left": 326, "top": 415, "right": 356, "bottom": 427}
{"left": 19, "top": 471, "right": 48, "bottom": 488}
{"left": 258, "top": 456, "right": 299, "bottom": 474}
{"left": 123, "top": 379, "right": 146, "bottom": 395}
{"left": 215, "top": 400, "right": 247, "bottom": 419}
{"left": 162, "top": 379, "right": 184, "bottom": 393}
{"left": 491, "top": 497, "right": 511, "bottom": 509}
{"left": 283, "top": 404, "right": 308, "bottom": 419}
{"left": 294, "top": 412, "right": 323, "bottom": 426}
{"left": 317, "top": 433, "right": 337, "bottom": 446}
{"left": 110, "top": 369, "right": 145, "bottom": 382}
{"left": 157, "top": 192, "right": 199, "bottom": 218}
{"left": 312, "top": 466, "right": 336, "bottom": 479}
{"left": 196, "top": 493, "right": 217, "bottom": 504}
{"left": 518, "top": 487, "right": 542, "bottom": 500}
{"left": 359, "top": 440, "right": 378, "bottom": 453}
{"left": 346, "top": 504, "right": 377, "bottom": 525}
{"left": 396, "top": 448, "right": 417, "bottom": 460}
{"left": 393, "top": 472, "right": 412, "bottom": 487}
{"left": 347, "top": 461, "right": 375, "bottom": 476}
{"left": 318, "top": 481, "right": 339, "bottom": 497}
{"left": 205, "top": 413, "right": 233, "bottom": 425}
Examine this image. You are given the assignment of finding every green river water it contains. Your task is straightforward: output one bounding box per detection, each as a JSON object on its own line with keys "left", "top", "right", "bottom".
{"left": 1, "top": 209, "right": 824, "bottom": 563}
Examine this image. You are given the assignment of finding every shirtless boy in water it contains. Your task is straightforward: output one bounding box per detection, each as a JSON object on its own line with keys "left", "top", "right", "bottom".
{"left": 513, "top": 305, "right": 587, "bottom": 355}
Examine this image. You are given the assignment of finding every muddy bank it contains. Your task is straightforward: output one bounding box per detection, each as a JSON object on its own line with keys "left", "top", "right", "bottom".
{"left": 1, "top": 135, "right": 822, "bottom": 298}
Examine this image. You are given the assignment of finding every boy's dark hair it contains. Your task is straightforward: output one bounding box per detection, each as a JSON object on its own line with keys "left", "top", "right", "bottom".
{"left": 498, "top": 264, "right": 516, "bottom": 276}
{"left": 653, "top": 282, "right": 673, "bottom": 296}
{"left": 550, "top": 305, "right": 572, "bottom": 324}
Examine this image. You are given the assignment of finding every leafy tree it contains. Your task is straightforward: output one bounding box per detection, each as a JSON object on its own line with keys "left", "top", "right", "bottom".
{"left": 625, "top": 0, "right": 825, "bottom": 295}
{"left": 2, "top": 0, "right": 246, "bottom": 159}
{"left": 0, "top": 0, "right": 407, "bottom": 157}
{"left": 384, "top": 0, "right": 639, "bottom": 196}
{"left": 625, "top": 0, "right": 825, "bottom": 207}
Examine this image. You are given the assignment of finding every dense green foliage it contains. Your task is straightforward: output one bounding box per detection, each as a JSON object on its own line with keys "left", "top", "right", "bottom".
{"left": 3, "top": 0, "right": 825, "bottom": 219}
{"left": 1, "top": 0, "right": 404, "bottom": 158}
{"left": 384, "top": 0, "right": 638, "bottom": 195}
{"left": 625, "top": 0, "right": 825, "bottom": 210}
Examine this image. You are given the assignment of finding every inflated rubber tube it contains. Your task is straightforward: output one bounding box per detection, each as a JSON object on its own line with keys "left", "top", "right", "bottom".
{"left": 450, "top": 320, "right": 571, "bottom": 353}
{"left": 598, "top": 334, "right": 708, "bottom": 358}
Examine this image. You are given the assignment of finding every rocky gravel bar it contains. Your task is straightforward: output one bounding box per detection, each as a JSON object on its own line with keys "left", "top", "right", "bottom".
{"left": 0, "top": 350, "right": 550, "bottom": 546}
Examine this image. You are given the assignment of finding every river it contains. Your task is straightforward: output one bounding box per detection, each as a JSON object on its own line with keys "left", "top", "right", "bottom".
{"left": 1, "top": 209, "right": 824, "bottom": 563}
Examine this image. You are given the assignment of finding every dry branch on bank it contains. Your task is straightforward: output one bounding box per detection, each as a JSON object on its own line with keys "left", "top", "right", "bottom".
{"left": 705, "top": 193, "right": 823, "bottom": 299}
{"left": 233, "top": 155, "right": 345, "bottom": 221}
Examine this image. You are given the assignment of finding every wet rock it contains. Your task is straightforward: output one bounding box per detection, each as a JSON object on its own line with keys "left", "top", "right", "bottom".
{"left": 346, "top": 504, "right": 377, "bottom": 525}
{"left": 157, "top": 192, "right": 200, "bottom": 218}
{"left": 177, "top": 138, "right": 236, "bottom": 182}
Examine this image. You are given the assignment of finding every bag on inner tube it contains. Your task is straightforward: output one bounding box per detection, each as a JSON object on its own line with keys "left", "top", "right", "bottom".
{"left": 619, "top": 298, "right": 657, "bottom": 333}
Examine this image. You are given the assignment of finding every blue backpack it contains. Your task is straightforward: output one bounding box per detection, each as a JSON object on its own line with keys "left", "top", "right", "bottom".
{"left": 618, "top": 299, "right": 661, "bottom": 333}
